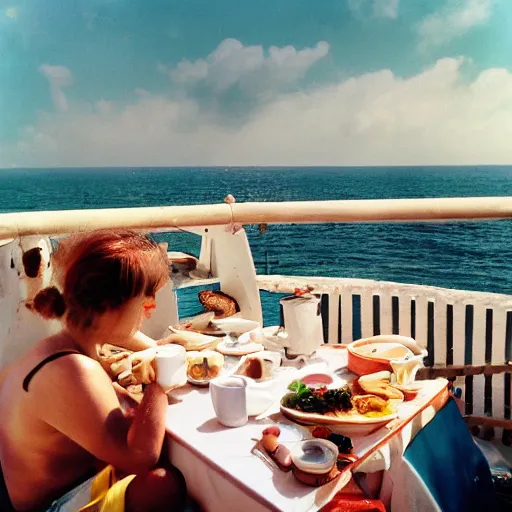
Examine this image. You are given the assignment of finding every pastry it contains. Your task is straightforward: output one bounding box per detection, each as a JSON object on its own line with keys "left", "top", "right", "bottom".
{"left": 352, "top": 394, "right": 389, "bottom": 415}
{"left": 198, "top": 290, "right": 239, "bottom": 318}
{"left": 235, "top": 356, "right": 274, "bottom": 381}
{"left": 165, "top": 327, "right": 220, "bottom": 351}
{"left": 357, "top": 371, "right": 404, "bottom": 400}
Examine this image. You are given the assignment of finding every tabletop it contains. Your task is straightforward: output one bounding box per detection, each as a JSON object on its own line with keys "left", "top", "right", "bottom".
{"left": 164, "top": 346, "right": 449, "bottom": 512}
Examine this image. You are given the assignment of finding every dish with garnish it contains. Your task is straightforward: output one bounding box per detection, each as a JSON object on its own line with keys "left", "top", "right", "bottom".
{"left": 186, "top": 350, "right": 225, "bottom": 386}
{"left": 280, "top": 371, "right": 403, "bottom": 436}
{"left": 171, "top": 289, "right": 244, "bottom": 335}
{"left": 172, "top": 312, "right": 226, "bottom": 336}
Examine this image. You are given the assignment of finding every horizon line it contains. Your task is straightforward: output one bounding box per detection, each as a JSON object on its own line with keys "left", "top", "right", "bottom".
{"left": 2, "top": 164, "right": 512, "bottom": 171}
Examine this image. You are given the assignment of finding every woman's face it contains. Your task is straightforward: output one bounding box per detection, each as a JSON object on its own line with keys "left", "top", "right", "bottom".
{"left": 93, "top": 275, "right": 165, "bottom": 345}
{"left": 98, "top": 294, "right": 156, "bottom": 344}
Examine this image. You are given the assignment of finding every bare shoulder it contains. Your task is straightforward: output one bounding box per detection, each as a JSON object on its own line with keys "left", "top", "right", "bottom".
{"left": 27, "top": 352, "right": 123, "bottom": 431}
{"left": 47, "top": 351, "right": 103, "bottom": 376}
{"left": 59, "top": 352, "right": 103, "bottom": 373}
{"left": 28, "top": 352, "right": 114, "bottom": 401}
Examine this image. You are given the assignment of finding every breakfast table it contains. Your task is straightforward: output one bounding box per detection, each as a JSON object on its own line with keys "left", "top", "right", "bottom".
{"left": 161, "top": 345, "right": 496, "bottom": 512}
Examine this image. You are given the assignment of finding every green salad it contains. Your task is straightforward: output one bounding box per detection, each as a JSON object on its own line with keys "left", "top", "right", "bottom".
{"left": 282, "top": 380, "right": 353, "bottom": 414}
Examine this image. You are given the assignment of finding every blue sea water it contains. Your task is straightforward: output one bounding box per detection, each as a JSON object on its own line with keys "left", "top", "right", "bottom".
{"left": 1, "top": 166, "right": 512, "bottom": 322}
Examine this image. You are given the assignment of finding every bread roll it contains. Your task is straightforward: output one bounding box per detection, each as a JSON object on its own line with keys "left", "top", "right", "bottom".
{"left": 235, "top": 356, "right": 273, "bottom": 381}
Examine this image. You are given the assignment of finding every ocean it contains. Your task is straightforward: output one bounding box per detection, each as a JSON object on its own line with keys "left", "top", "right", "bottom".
{"left": 1, "top": 166, "right": 512, "bottom": 324}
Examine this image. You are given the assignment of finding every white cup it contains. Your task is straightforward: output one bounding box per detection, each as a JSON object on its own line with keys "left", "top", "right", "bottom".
{"left": 155, "top": 345, "right": 187, "bottom": 391}
{"left": 210, "top": 376, "right": 248, "bottom": 428}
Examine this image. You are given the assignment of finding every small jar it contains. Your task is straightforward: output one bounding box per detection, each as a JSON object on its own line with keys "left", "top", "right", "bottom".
{"left": 290, "top": 439, "right": 339, "bottom": 487}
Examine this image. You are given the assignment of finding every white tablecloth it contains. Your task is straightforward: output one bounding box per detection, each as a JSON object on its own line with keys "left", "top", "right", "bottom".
{"left": 164, "top": 348, "right": 448, "bottom": 512}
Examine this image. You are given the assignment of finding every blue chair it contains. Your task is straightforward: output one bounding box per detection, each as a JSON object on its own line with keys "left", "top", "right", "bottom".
{"left": 404, "top": 398, "right": 500, "bottom": 512}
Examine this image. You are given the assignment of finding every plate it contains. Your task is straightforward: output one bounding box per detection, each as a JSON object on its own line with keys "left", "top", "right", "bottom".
{"left": 173, "top": 324, "right": 226, "bottom": 337}
{"left": 186, "top": 375, "right": 213, "bottom": 387}
{"left": 239, "top": 326, "right": 289, "bottom": 351}
{"left": 215, "top": 340, "right": 265, "bottom": 356}
{"left": 280, "top": 398, "right": 398, "bottom": 436}
{"left": 211, "top": 318, "right": 261, "bottom": 336}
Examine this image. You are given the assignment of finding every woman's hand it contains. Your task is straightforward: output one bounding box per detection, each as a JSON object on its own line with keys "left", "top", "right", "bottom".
{"left": 113, "top": 382, "right": 140, "bottom": 419}
{"left": 156, "top": 333, "right": 176, "bottom": 346}
{"left": 130, "top": 348, "right": 157, "bottom": 385}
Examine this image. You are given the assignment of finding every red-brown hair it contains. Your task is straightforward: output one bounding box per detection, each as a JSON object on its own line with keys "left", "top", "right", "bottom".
{"left": 33, "top": 229, "right": 169, "bottom": 329}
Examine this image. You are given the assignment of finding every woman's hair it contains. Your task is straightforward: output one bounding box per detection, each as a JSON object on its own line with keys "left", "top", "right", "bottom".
{"left": 33, "top": 229, "right": 169, "bottom": 329}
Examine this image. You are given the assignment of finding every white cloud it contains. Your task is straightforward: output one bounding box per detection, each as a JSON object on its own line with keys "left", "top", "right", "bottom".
{"left": 5, "top": 7, "right": 18, "bottom": 19}
{"left": 134, "top": 87, "right": 150, "bottom": 97}
{"left": 2, "top": 57, "right": 512, "bottom": 167}
{"left": 166, "top": 38, "right": 330, "bottom": 96}
{"left": 373, "top": 0, "right": 399, "bottom": 19}
{"left": 418, "top": 0, "right": 492, "bottom": 50}
{"left": 95, "top": 99, "right": 114, "bottom": 115}
{"left": 39, "top": 64, "right": 74, "bottom": 113}
{"left": 348, "top": 0, "right": 399, "bottom": 19}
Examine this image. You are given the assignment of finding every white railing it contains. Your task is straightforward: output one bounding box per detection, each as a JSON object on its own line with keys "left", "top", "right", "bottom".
{"left": 257, "top": 275, "right": 512, "bottom": 426}
{"left": 2, "top": 196, "right": 512, "bottom": 239}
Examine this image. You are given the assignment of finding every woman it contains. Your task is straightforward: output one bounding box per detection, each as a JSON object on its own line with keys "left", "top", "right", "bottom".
{"left": 0, "top": 229, "right": 186, "bottom": 512}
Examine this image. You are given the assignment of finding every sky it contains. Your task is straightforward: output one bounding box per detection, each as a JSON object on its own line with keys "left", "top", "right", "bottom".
{"left": 1, "top": 0, "right": 512, "bottom": 168}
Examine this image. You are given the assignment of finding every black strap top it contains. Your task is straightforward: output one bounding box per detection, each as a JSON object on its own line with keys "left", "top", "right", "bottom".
{"left": 22, "top": 351, "right": 80, "bottom": 392}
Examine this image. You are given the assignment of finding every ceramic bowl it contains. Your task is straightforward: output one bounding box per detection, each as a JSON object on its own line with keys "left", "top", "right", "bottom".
{"left": 347, "top": 335, "right": 427, "bottom": 376}
{"left": 300, "top": 373, "right": 334, "bottom": 388}
{"left": 290, "top": 439, "right": 339, "bottom": 474}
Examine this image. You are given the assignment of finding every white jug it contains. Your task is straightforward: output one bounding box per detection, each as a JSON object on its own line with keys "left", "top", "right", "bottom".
{"left": 390, "top": 354, "right": 424, "bottom": 386}
{"left": 280, "top": 295, "right": 323, "bottom": 356}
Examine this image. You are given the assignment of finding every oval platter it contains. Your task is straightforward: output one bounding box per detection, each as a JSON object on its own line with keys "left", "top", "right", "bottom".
{"left": 279, "top": 397, "right": 398, "bottom": 437}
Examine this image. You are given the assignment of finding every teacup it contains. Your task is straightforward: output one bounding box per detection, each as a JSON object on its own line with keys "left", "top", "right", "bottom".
{"left": 210, "top": 376, "right": 248, "bottom": 427}
{"left": 155, "top": 345, "right": 187, "bottom": 391}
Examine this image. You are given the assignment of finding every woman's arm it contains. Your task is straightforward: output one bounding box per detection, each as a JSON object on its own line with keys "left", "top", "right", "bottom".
{"left": 30, "top": 354, "right": 168, "bottom": 475}
{"left": 113, "top": 381, "right": 141, "bottom": 413}
{"left": 120, "top": 330, "right": 158, "bottom": 351}
{"left": 118, "top": 330, "right": 178, "bottom": 351}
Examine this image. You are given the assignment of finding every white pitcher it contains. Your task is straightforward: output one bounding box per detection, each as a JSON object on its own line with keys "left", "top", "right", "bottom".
{"left": 280, "top": 295, "right": 323, "bottom": 356}
{"left": 390, "top": 354, "right": 424, "bottom": 386}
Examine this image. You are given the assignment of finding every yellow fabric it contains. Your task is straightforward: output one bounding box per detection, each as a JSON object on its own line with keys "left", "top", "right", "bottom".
{"left": 77, "top": 466, "right": 136, "bottom": 512}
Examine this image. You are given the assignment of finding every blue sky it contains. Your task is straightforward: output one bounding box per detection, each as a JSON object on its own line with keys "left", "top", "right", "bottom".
{"left": 1, "top": 0, "right": 511, "bottom": 167}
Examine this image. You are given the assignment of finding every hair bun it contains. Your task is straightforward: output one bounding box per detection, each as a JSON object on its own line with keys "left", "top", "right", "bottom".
{"left": 33, "top": 286, "right": 66, "bottom": 319}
